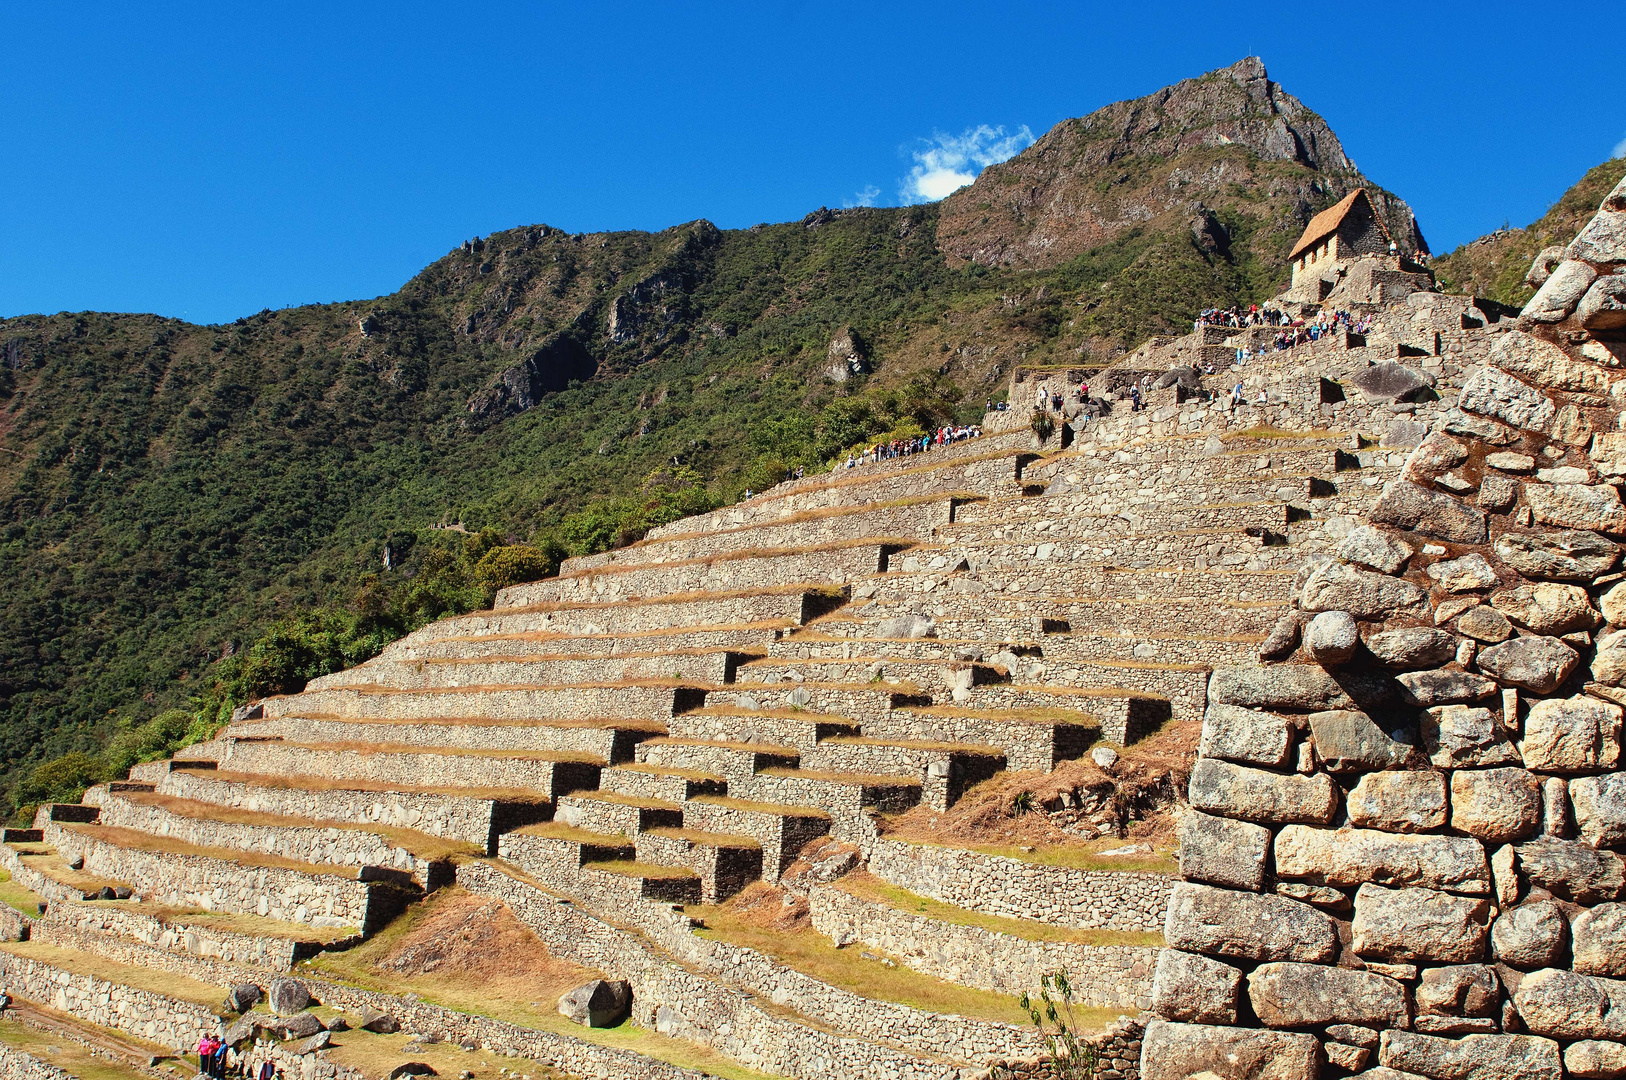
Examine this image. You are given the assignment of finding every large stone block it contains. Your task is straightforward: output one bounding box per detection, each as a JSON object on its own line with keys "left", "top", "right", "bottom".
{"left": 1307, "top": 610, "right": 1360, "bottom": 665}
{"left": 1151, "top": 949, "right": 1242, "bottom": 1025}
{"left": 1574, "top": 904, "right": 1626, "bottom": 978}
{"left": 1494, "top": 529, "right": 1620, "bottom": 583}
{"left": 1347, "top": 769, "right": 1448, "bottom": 833}
{"left": 1520, "top": 694, "right": 1622, "bottom": 772}
{"left": 1477, "top": 635, "right": 1580, "bottom": 695}
{"left": 1200, "top": 704, "right": 1293, "bottom": 768}
{"left": 1514, "top": 968, "right": 1626, "bottom": 1041}
{"left": 1208, "top": 664, "right": 1353, "bottom": 711}
{"left": 1578, "top": 275, "right": 1626, "bottom": 331}
{"left": 1450, "top": 768, "right": 1543, "bottom": 843}
{"left": 1570, "top": 206, "right": 1626, "bottom": 265}
{"left": 1339, "top": 526, "right": 1414, "bottom": 575}
{"left": 1572, "top": 774, "right": 1626, "bottom": 847}
{"left": 1565, "top": 1040, "right": 1626, "bottom": 1080}
{"left": 1397, "top": 669, "right": 1498, "bottom": 707}
{"left": 1274, "top": 825, "right": 1490, "bottom": 893}
{"left": 1422, "top": 705, "right": 1519, "bottom": 768}
{"left": 1491, "top": 899, "right": 1569, "bottom": 970}
{"left": 1514, "top": 840, "right": 1626, "bottom": 904}
{"left": 1427, "top": 553, "right": 1498, "bottom": 592}
{"left": 1163, "top": 883, "right": 1339, "bottom": 964}
{"left": 1415, "top": 964, "right": 1499, "bottom": 1018}
{"left": 1490, "top": 328, "right": 1613, "bottom": 394}
{"left": 1459, "top": 365, "right": 1556, "bottom": 432}
{"left": 1188, "top": 759, "right": 1338, "bottom": 825}
{"left": 1307, "top": 709, "right": 1419, "bottom": 772}
{"left": 1364, "top": 627, "right": 1457, "bottom": 670}
{"left": 1301, "top": 561, "right": 1430, "bottom": 618}
{"left": 1491, "top": 582, "right": 1598, "bottom": 635}
{"left": 1379, "top": 1030, "right": 1562, "bottom": 1080}
{"left": 1248, "top": 962, "right": 1408, "bottom": 1029}
{"left": 1140, "top": 1019, "right": 1321, "bottom": 1080}
{"left": 1525, "top": 482, "right": 1626, "bottom": 536}
{"left": 1370, "top": 479, "right": 1489, "bottom": 545}
{"left": 1178, "top": 809, "right": 1271, "bottom": 891}
{"left": 1351, "top": 882, "right": 1490, "bottom": 963}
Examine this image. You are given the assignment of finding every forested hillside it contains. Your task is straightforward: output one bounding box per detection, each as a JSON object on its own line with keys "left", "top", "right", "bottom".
{"left": 0, "top": 58, "right": 1424, "bottom": 808}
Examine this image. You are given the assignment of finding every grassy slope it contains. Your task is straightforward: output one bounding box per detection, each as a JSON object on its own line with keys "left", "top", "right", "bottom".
{"left": 1433, "top": 157, "right": 1626, "bottom": 306}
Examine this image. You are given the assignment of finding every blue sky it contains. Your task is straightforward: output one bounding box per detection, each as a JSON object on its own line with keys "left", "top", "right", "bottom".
{"left": 3, "top": 1, "right": 1621, "bottom": 325}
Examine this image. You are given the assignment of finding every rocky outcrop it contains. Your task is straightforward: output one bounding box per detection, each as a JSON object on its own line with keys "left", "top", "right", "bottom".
{"left": 466, "top": 332, "right": 597, "bottom": 421}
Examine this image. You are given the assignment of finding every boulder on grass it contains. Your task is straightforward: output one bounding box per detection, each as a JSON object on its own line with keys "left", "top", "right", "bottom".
{"left": 558, "top": 979, "right": 632, "bottom": 1028}
{"left": 266, "top": 977, "right": 311, "bottom": 1017}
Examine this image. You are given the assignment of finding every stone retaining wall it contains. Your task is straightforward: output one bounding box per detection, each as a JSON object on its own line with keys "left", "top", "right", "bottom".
{"left": 37, "top": 899, "right": 328, "bottom": 971}
{"left": 232, "top": 716, "right": 630, "bottom": 764}
{"left": 268, "top": 683, "right": 688, "bottom": 723}
{"left": 868, "top": 838, "right": 1169, "bottom": 932}
{"left": 0, "top": 1043, "right": 83, "bottom": 1080}
{"left": 458, "top": 861, "right": 1041, "bottom": 1076}
{"left": 157, "top": 770, "right": 541, "bottom": 854}
{"left": 0, "top": 951, "right": 220, "bottom": 1050}
{"left": 94, "top": 795, "right": 438, "bottom": 887}
{"left": 220, "top": 740, "right": 601, "bottom": 796}
{"left": 809, "top": 883, "right": 1155, "bottom": 1007}
{"left": 45, "top": 826, "right": 398, "bottom": 933}
{"left": 0, "top": 847, "right": 86, "bottom": 906}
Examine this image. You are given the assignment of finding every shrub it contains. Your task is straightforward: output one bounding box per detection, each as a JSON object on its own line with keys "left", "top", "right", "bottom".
{"left": 103, "top": 709, "right": 196, "bottom": 778}
{"left": 473, "top": 543, "right": 562, "bottom": 594}
{"left": 1019, "top": 971, "right": 1100, "bottom": 1079}
{"left": 1031, "top": 408, "right": 1055, "bottom": 442}
{"left": 12, "top": 752, "right": 106, "bottom": 815}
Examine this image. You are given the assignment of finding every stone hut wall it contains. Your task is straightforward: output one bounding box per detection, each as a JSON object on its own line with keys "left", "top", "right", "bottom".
{"left": 1144, "top": 175, "right": 1626, "bottom": 1079}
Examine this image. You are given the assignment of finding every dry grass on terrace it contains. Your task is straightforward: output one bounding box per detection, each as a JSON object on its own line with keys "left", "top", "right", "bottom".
{"left": 582, "top": 860, "right": 697, "bottom": 881}
{"left": 57, "top": 824, "right": 363, "bottom": 880}
{"left": 642, "top": 827, "right": 760, "bottom": 849}
{"left": 266, "top": 715, "right": 665, "bottom": 735}
{"left": 307, "top": 887, "right": 777, "bottom": 1080}
{"left": 108, "top": 904, "right": 357, "bottom": 942}
{"left": 109, "top": 792, "right": 482, "bottom": 862}
{"left": 758, "top": 767, "right": 921, "bottom": 789}
{"left": 836, "top": 871, "right": 1162, "bottom": 948}
{"left": 424, "top": 645, "right": 766, "bottom": 666}
{"left": 0, "top": 870, "right": 45, "bottom": 915}
{"left": 425, "top": 618, "right": 795, "bottom": 646}
{"left": 1222, "top": 425, "right": 1342, "bottom": 442}
{"left": 0, "top": 939, "right": 223, "bottom": 1007}
{"left": 0, "top": 1009, "right": 164, "bottom": 1080}
{"left": 337, "top": 678, "right": 719, "bottom": 694}
{"left": 491, "top": 582, "right": 847, "bottom": 618}
{"left": 685, "top": 883, "right": 1038, "bottom": 1028}
{"left": 546, "top": 537, "right": 920, "bottom": 584}
{"left": 568, "top": 790, "right": 680, "bottom": 811}
{"left": 510, "top": 822, "right": 630, "bottom": 846}
{"left": 267, "top": 740, "right": 609, "bottom": 764}
{"left": 10, "top": 847, "right": 129, "bottom": 895}
{"left": 608, "top": 493, "right": 983, "bottom": 552}
{"left": 901, "top": 705, "right": 1102, "bottom": 727}
{"left": 611, "top": 762, "right": 727, "bottom": 782}
{"left": 687, "top": 795, "right": 830, "bottom": 819}
{"left": 202, "top": 769, "right": 553, "bottom": 803}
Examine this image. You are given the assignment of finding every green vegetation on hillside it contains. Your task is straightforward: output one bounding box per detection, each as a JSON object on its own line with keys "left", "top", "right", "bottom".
{"left": 1434, "top": 157, "right": 1626, "bottom": 306}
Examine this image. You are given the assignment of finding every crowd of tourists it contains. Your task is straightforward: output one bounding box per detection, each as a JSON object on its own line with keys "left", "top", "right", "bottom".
{"left": 1196, "top": 305, "right": 1289, "bottom": 329}
{"left": 843, "top": 424, "right": 983, "bottom": 469}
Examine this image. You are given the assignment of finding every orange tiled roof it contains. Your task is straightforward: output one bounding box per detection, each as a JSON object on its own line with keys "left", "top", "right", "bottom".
{"left": 1289, "top": 189, "right": 1378, "bottom": 261}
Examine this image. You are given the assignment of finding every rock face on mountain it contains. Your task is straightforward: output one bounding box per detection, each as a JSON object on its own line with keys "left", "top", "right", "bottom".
{"left": 938, "top": 57, "right": 1426, "bottom": 271}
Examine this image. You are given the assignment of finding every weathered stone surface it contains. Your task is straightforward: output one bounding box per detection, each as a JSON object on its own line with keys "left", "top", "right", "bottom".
{"left": 1379, "top": 1030, "right": 1561, "bottom": 1080}
{"left": 1340, "top": 526, "right": 1415, "bottom": 575}
{"left": 1459, "top": 364, "right": 1557, "bottom": 432}
{"left": 1307, "top": 709, "right": 1418, "bottom": 772}
{"left": 1477, "top": 635, "right": 1580, "bottom": 694}
{"left": 1140, "top": 1020, "right": 1320, "bottom": 1080}
{"left": 1598, "top": 632, "right": 1626, "bottom": 688}
{"left": 1515, "top": 840, "right": 1626, "bottom": 904}
{"left": 1415, "top": 434, "right": 1470, "bottom": 473}
{"left": 1491, "top": 582, "right": 1598, "bottom": 635}
{"left": 267, "top": 977, "right": 310, "bottom": 1017}
{"left": 1275, "top": 881, "right": 1348, "bottom": 908}
{"left": 877, "top": 613, "right": 936, "bottom": 639}
{"left": 1492, "top": 843, "right": 1519, "bottom": 907}
{"left": 1423, "top": 704, "right": 1519, "bottom": 767}
{"left": 1208, "top": 664, "right": 1353, "bottom": 711}
{"left": 1537, "top": 464, "right": 1593, "bottom": 484}
{"left": 1326, "top": 1043, "right": 1372, "bottom": 1072}
{"left": 1370, "top": 479, "right": 1490, "bottom": 544}
{"left": 1445, "top": 410, "right": 1520, "bottom": 445}
{"left": 1478, "top": 475, "right": 1518, "bottom": 513}
{"left": 1347, "top": 769, "right": 1448, "bottom": 833}
{"left": 1570, "top": 208, "right": 1626, "bottom": 265}
{"left": 293, "top": 1030, "right": 332, "bottom": 1054}
{"left": 1574, "top": 774, "right": 1626, "bottom": 848}
{"left": 1492, "top": 328, "right": 1613, "bottom": 393}
{"left": 1397, "top": 668, "right": 1498, "bottom": 706}
{"left": 1450, "top": 767, "right": 1543, "bottom": 843}
{"left": 1428, "top": 553, "right": 1498, "bottom": 592}
{"left": 1605, "top": 584, "right": 1626, "bottom": 628}
{"left": 1524, "top": 259, "right": 1599, "bottom": 322}
{"left": 1515, "top": 968, "right": 1626, "bottom": 1041}
{"left": 558, "top": 979, "right": 632, "bottom": 1027}
{"left": 1455, "top": 606, "right": 1513, "bottom": 643}
{"left": 1307, "top": 610, "right": 1360, "bottom": 664}
{"left": 1151, "top": 949, "right": 1242, "bottom": 1025}
{"left": 1521, "top": 693, "right": 1622, "bottom": 772}
{"left": 1487, "top": 452, "right": 1537, "bottom": 473}
{"left": 1351, "top": 883, "right": 1491, "bottom": 963}
{"left": 1364, "top": 627, "right": 1457, "bottom": 669}
{"left": 1257, "top": 611, "right": 1302, "bottom": 661}
{"left": 1302, "top": 560, "right": 1430, "bottom": 618}
{"left": 1525, "top": 482, "right": 1626, "bottom": 535}
{"left": 1275, "top": 825, "right": 1490, "bottom": 893}
{"left": 225, "top": 984, "right": 262, "bottom": 1013}
{"left": 1491, "top": 899, "right": 1569, "bottom": 970}
{"left": 281, "top": 1012, "right": 324, "bottom": 1039}
{"left": 1526, "top": 246, "right": 1566, "bottom": 289}
{"left": 358, "top": 1007, "right": 399, "bottom": 1033}
{"left": 1200, "top": 704, "right": 1293, "bottom": 768}
{"left": 1352, "top": 361, "right": 1434, "bottom": 405}
{"left": 1565, "top": 1040, "right": 1626, "bottom": 1080}
{"left": 1188, "top": 758, "right": 1337, "bottom": 824}
{"left": 1416, "top": 964, "right": 1500, "bottom": 1017}
{"left": 1248, "top": 962, "right": 1408, "bottom": 1029}
{"left": 1575, "top": 905, "right": 1626, "bottom": 978}
{"left": 1163, "top": 883, "right": 1339, "bottom": 964}
{"left": 1496, "top": 529, "right": 1621, "bottom": 582}
{"left": 1178, "top": 809, "right": 1271, "bottom": 891}
{"left": 1594, "top": 432, "right": 1626, "bottom": 481}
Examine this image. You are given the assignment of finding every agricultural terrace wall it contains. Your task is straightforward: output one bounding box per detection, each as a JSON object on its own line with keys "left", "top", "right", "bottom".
{"left": 0, "top": 951, "right": 220, "bottom": 1051}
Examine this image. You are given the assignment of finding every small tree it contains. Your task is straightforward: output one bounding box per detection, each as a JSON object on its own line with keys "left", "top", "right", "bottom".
{"left": 1031, "top": 408, "right": 1055, "bottom": 442}
{"left": 1020, "top": 970, "right": 1099, "bottom": 1079}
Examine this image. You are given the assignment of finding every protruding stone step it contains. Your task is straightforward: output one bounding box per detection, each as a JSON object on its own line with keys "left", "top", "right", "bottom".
{"left": 635, "top": 738, "right": 802, "bottom": 782}
{"left": 799, "top": 737, "right": 1005, "bottom": 810}
{"left": 598, "top": 763, "right": 728, "bottom": 803}
{"left": 634, "top": 828, "right": 763, "bottom": 903}
{"left": 682, "top": 797, "right": 832, "bottom": 879}
{"left": 871, "top": 707, "right": 1098, "bottom": 772}
{"left": 700, "top": 684, "right": 932, "bottom": 724}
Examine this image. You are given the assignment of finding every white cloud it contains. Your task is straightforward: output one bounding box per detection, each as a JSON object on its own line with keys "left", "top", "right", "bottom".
{"left": 901, "top": 124, "right": 1034, "bottom": 204}
{"left": 1615, "top": 133, "right": 1626, "bottom": 159}
{"left": 845, "top": 184, "right": 881, "bottom": 208}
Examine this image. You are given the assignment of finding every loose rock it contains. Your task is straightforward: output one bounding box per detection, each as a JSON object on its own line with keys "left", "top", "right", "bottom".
{"left": 1364, "top": 626, "right": 1457, "bottom": 669}
{"left": 1306, "top": 610, "right": 1359, "bottom": 664}
{"left": 557, "top": 979, "right": 632, "bottom": 1028}
{"left": 266, "top": 978, "right": 310, "bottom": 1017}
